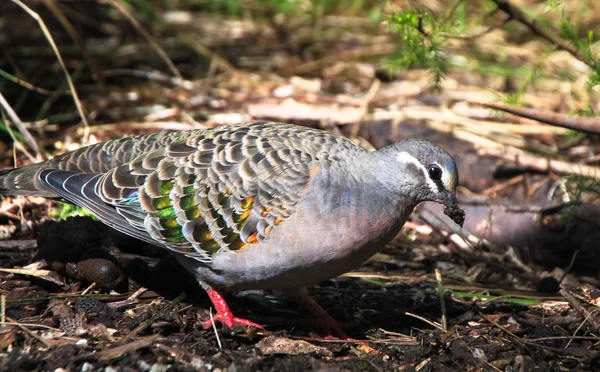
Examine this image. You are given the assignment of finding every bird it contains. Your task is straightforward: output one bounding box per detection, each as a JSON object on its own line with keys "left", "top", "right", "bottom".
{"left": 0, "top": 121, "right": 464, "bottom": 338}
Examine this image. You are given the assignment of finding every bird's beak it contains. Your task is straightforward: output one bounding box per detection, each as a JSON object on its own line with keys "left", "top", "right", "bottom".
{"left": 440, "top": 190, "right": 458, "bottom": 207}
{"left": 439, "top": 190, "right": 465, "bottom": 227}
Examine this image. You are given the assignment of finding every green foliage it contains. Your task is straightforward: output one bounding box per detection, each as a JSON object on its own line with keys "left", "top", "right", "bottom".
{"left": 561, "top": 174, "right": 600, "bottom": 227}
{"left": 564, "top": 174, "right": 600, "bottom": 203}
{"left": 588, "top": 65, "right": 600, "bottom": 88}
{"left": 450, "top": 291, "right": 541, "bottom": 306}
{"left": 387, "top": 7, "right": 454, "bottom": 89}
{"left": 140, "top": 0, "right": 386, "bottom": 19}
{"left": 0, "top": 120, "right": 27, "bottom": 143}
{"left": 51, "top": 202, "right": 97, "bottom": 221}
{"left": 387, "top": 0, "right": 600, "bottom": 93}
{"left": 546, "top": 0, "right": 600, "bottom": 88}
{"left": 500, "top": 93, "right": 523, "bottom": 106}
{"left": 570, "top": 104, "right": 596, "bottom": 118}
{"left": 498, "top": 49, "right": 554, "bottom": 105}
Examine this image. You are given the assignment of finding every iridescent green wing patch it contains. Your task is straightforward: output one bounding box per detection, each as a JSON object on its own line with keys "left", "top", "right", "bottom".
{"left": 92, "top": 121, "right": 360, "bottom": 263}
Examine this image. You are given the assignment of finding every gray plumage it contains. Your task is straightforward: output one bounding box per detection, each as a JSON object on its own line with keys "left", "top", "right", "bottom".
{"left": 0, "top": 121, "right": 462, "bottom": 291}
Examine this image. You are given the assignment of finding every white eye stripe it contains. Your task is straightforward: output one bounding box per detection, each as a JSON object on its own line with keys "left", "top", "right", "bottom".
{"left": 441, "top": 168, "right": 453, "bottom": 190}
{"left": 397, "top": 151, "right": 440, "bottom": 193}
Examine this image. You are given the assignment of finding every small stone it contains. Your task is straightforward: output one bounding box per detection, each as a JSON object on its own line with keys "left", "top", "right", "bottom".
{"left": 137, "top": 360, "right": 152, "bottom": 371}
{"left": 149, "top": 364, "right": 169, "bottom": 372}
{"left": 472, "top": 347, "right": 487, "bottom": 362}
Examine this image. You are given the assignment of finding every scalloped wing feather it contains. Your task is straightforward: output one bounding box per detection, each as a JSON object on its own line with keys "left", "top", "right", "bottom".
{"left": 23, "top": 122, "right": 358, "bottom": 265}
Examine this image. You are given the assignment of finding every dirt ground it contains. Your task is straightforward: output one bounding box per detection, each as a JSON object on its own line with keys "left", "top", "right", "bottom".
{"left": 2, "top": 214, "right": 598, "bottom": 372}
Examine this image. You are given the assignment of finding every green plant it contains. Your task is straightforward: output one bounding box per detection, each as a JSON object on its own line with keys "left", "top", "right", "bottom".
{"left": 387, "top": 7, "right": 457, "bottom": 89}
{"left": 51, "top": 202, "right": 97, "bottom": 220}
{"left": 546, "top": 0, "right": 600, "bottom": 88}
{"left": 564, "top": 174, "right": 600, "bottom": 204}
{"left": 387, "top": 0, "right": 600, "bottom": 94}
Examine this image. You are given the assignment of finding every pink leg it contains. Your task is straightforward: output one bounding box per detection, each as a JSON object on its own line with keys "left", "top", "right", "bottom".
{"left": 201, "top": 285, "right": 264, "bottom": 330}
{"left": 293, "top": 290, "right": 353, "bottom": 340}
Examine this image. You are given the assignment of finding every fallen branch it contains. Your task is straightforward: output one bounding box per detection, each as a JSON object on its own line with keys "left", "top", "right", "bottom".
{"left": 483, "top": 102, "right": 600, "bottom": 135}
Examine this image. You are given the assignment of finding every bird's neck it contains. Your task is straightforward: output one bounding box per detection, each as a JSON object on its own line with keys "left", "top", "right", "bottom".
{"left": 314, "top": 150, "right": 414, "bottom": 238}
{"left": 297, "top": 152, "right": 413, "bottom": 267}
{"left": 341, "top": 148, "right": 417, "bottom": 207}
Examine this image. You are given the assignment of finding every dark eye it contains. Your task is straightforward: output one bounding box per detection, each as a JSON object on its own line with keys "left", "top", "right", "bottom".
{"left": 428, "top": 164, "right": 442, "bottom": 181}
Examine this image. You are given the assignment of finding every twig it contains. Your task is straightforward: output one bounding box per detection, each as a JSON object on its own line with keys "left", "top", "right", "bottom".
{"left": 287, "top": 43, "right": 396, "bottom": 74}
{"left": 454, "top": 130, "right": 600, "bottom": 178}
{"left": 103, "top": 69, "right": 193, "bottom": 88}
{"left": 528, "top": 335, "right": 600, "bottom": 342}
{"left": 107, "top": 287, "right": 147, "bottom": 309}
{"left": 415, "top": 357, "right": 431, "bottom": 371}
{"left": 209, "top": 308, "right": 222, "bottom": 350}
{"left": 415, "top": 208, "right": 542, "bottom": 285}
{"left": 41, "top": 0, "right": 107, "bottom": 91}
{"left": 10, "top": 0, "right": 90, "bottom": 143}
{"left": 560, "top": 289, "right": 600, "bottom": 332}
{"left": 404, "top": 312, "right": 444, "bottom": 331}
{"left": 1, "top": 295, "right": 5, "bottom": 324}
{"left": 0, "top": 92, "right": 39, "bottom": 157}
{"left": 442, "top": 9, "right": 508, "bottom": 41}
{"left": 350, "top": 78, "right": 381, "bottom": 138}
{"left": 81, "top": 282, "right": 97, "bottom": 295}
{"left": 484, "top": 360, "right": 504, "bottom": 372}
{"left": 118, "top": 292, "right": 186, "bottom": 343}
{"left": 4, "top": 292, "right": 126, "bottom": 305}
{"left": 558, "top": 251, "right": 578, "bottom": 284}
{"left": 435, "top": 269, "right": 447, "bottom": 333}
{"left": 95, "top": 335, "right": 158, "bottom": 361}
{"left": 0, "top": 69, "right": 70, "bottom": 96}
{"left": 0, "top": 322, "right": 61, "bottom": 331}
{"left": 177, "top": 33, "right": 239, "bottom": 75}
{"left": 476, "top": 310, "right": 529, "bottom": 351}
{"left": 5, "top": 316, "right": 50, "bottom": 348}
{"left": 480, "top": 174, "right": 527, "bottom": 196}
{"left": 565, "top": 309, "right": 598, "bottom": 349}
{"left": 0, "top": 268, "right": 52, "bottom": 277}
{"left": 102, "top": 0, "right": 182, "bottom": 79}
{"left": 482, "top": 101, "right": 600, "bottom": 135}
{"left": 491, "top": 0, "right": 593, "bottom": 68}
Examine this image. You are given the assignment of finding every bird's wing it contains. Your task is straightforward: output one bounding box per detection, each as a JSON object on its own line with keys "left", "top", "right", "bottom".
{"left": 40, "top": 170, "right": 160, "bottom": 245}
{"left": 41, "top": 122, "right": 353, "bottom": 263}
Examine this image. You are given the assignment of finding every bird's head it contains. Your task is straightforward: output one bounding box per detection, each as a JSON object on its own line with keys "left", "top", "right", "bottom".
{"left": 378, "top": 138, "right": 464, "bottom": 226}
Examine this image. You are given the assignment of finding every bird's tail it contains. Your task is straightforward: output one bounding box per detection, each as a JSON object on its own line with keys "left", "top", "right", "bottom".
{"left": 0, "top": 163, "right": 59, "bottom": 197}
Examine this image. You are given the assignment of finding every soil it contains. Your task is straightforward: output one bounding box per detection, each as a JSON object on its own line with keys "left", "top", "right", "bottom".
{"left": 1, "top": 214, "right": 600, "bottom": 371}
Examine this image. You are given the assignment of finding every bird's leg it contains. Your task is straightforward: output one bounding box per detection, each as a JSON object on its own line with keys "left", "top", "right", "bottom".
{"left": 289, "top": 287, "right": 353, "bottom": 340}
{"left": 200, "top": 283, "right": 263, "bottom": 330}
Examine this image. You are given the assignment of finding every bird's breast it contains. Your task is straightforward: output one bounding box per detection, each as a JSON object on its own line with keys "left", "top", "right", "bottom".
{"left": 199, "top": 173, "right": 407, "bottom": 289}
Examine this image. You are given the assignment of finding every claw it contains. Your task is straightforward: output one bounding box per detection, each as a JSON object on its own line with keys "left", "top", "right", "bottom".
{"left": 202, "top": 285, "right": 264, "bottom": 330}
{"left": 202, "top": 313, "right": 263, "bottom": 330}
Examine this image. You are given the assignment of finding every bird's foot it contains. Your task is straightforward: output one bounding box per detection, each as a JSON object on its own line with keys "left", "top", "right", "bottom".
{"left": 295, "top": 291, "right": 353, "bottom": 340}
{"left": 202, "top": 286, "right": 264, "bottom": 330}
{"left": 201, "top": 313, "right": 263, "bottom": 330}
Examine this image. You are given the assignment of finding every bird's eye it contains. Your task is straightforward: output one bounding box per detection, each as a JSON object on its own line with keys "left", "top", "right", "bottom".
{"left": 427, "top": 164, "right": 442, "bottom": 181}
